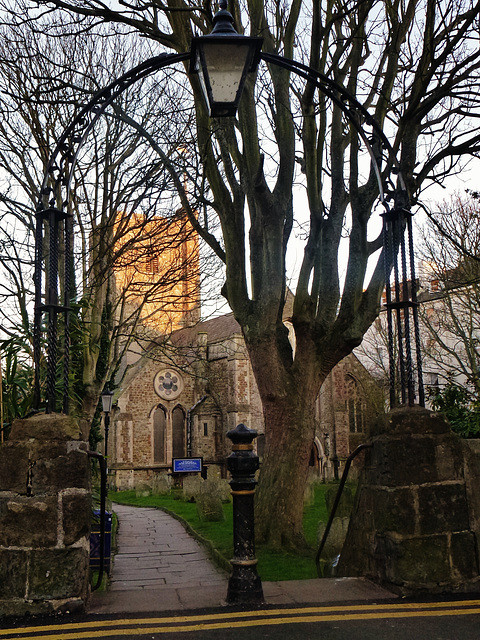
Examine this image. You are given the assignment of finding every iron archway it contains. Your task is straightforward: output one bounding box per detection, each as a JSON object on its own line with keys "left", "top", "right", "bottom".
{"left": 33, "top": 49, "right": 424, "bottom": 413}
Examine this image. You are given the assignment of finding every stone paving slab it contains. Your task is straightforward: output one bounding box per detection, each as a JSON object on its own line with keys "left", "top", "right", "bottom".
{"left": 100, "top": 503, "right": 227, "bottom": 595}
{"left": 262, "top": 578, "right": 398, "bottom": 605}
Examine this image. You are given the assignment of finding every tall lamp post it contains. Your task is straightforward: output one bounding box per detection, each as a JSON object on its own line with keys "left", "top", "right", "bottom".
{"left": 32, "top": 0, "right": 424, "bottom": 608}
{"left": 101, "top": 388, "right": 114, "bottom": 471}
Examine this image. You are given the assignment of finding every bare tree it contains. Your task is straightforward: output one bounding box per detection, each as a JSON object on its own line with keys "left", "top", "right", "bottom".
{"left": 0, "top": 18, "right": 209, "bottom": 423}
{"left": 417, "top": 193, "right": 480, "bottom": 395}
{"left": 3, "top": 0, "right": 480, "bottom": 548}
{"left": 358, "top": 193, "right": 480, "bottom": 408}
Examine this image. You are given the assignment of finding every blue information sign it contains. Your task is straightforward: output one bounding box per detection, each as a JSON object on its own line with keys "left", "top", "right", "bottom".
{"left": 173, "top": 457, "right": 203, "bottom": 473}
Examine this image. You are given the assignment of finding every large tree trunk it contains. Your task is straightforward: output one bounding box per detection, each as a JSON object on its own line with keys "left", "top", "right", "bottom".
{"left": 242, "top": 325, "right": 330, "bottom": 549}
{"left": 255, "top": 395, "right": 317, "bottom": 549}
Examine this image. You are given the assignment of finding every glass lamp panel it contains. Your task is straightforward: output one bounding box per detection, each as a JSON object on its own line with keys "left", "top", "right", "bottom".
{"left": 202, "top": 42, "right": 251, "bottom": 103}
{"left": 101, "top": 392, "right": 113, "bottom": 413}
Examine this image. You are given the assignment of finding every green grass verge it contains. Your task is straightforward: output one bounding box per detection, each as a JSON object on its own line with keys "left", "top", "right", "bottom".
{"left": 110, "top": 483, "right": 337, "bottom": 582}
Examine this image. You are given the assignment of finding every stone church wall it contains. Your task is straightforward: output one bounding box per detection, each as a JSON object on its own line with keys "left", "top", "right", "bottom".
{"left": 316, "top": 355, "right": 382, "bottom": 479}
{"left": 109, "top": 322, "right": 379, "bottom": 489}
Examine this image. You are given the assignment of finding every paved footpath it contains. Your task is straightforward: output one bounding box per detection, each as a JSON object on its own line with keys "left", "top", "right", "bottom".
{"left": 88, "top": 503, "right": 397, "bottom": 615}
{"left": 88, "top": 503, "right": 228, "bottom": 614}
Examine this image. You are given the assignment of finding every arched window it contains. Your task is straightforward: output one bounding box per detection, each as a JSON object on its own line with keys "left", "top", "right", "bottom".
{"left": 346, "top": 375, "right": 365, "bottom": 434}
{"left": 172, "top": 406, "right": 186, "bottom": 458}
{"left": 153, "top": 405, "right": 166, "bottom": 463}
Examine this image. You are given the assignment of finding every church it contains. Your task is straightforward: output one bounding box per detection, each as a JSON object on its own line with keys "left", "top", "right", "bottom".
{"left": 108, "top": 304, "right": 379, "bottom": 490}
{"left": 106, "top": 211, "right": 380, "bottom": 490}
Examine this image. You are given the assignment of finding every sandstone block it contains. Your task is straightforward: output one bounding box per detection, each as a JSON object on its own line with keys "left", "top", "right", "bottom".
{"left": 0, "top": 497, "right": 58, "bottom": 547}
{"left": 32, "top": 448, "right": 90, "bottom": 494}
{"left": 28, "top": 548, "right": 89, "bottom": 600}
{"left": 62, "top": 493, "right": 91, "bottom": 546}
{"left": 418, "top": 483, "right": 470, "bottom": 535}
{"left": 450, "top": 532, "right": 480, "bottom": 580}
{"left": 367, "top": 436, "right": 439, "bottom": 486}
{"left": 380, "top": 535, "right": 450, "bottom": 586}
{"left": 373, "top": 406, "right": 450, "bottom": 436}
{"left": 10, "top": 414, "right": 83, "bottom": 442}
{"left": 372, "top": 487, "right": 416, "bottom": 536}
{"left": 0, "top": 550, "right": 28, "bottom": 598}
{"left": 0, "top": 442, "right": 29, "bottom": 494}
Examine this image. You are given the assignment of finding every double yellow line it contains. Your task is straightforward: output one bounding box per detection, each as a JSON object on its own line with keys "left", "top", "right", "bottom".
{"left": 2, "top": 600, "right": 480, "bottom": 639}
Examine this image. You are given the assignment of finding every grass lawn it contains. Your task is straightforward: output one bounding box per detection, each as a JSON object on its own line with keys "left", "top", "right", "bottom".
{"left": 110, "top": 483, "right": 341, "bottom": 581}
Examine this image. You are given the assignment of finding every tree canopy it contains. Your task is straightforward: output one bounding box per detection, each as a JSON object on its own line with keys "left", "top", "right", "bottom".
{"left": 0, "top": 17, "right": 208, "bottom": 426}
{"left": 419, "top": 193, "right": 480, "bottom": 395}
{"left": 2, "top": 0, "right": 480, "bottom": 547}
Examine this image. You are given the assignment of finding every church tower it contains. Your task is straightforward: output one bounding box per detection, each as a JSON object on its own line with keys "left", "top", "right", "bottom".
{"left": 113, "top": 207, "right": 200, "bottom": 335}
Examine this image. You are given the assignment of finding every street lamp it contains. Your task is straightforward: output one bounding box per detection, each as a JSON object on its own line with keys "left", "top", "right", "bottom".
{"left": 32, "top": 0, "right": 422, "bottom": 609}
{"left": 190, "top": 0, "right": 263, "bottom": 117}
{"left": 101, "top": 388, "right": 114, "bottom": 468}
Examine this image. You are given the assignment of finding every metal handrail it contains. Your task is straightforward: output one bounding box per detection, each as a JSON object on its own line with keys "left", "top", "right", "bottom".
{"left": 315, "top": 443, "right": 372, "bottom": 577}
{"left": 88, "top": 450, "right": 107, "bottom": 591}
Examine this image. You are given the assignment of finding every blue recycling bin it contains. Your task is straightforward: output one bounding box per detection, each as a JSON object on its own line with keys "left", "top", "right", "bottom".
{"left": 89, "top": 510, "right": 112, "bottom": 574}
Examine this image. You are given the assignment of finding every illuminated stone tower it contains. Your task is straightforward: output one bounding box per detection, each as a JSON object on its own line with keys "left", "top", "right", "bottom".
{"left": 113, "top": 208, "right": 200, "bottom": 335}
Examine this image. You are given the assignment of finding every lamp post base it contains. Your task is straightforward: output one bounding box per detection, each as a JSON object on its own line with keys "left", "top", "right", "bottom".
{"left": 227, "top": 562, "right": 264, "bottom": 605}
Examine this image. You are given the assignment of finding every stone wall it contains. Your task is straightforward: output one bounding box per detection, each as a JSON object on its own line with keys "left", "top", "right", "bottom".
{"left": 337, "top": 407, "right": 480, "bottom": 595}
{"left": 317, "top": 354, "right": 381, "bottom": 480}
{"left": 0, "top": 414, "right": 91, "bottom": 618}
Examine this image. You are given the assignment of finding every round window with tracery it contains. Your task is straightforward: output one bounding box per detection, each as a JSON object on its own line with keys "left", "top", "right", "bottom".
{"left": 153, "top": 369, "right": 184, "bottom": 400}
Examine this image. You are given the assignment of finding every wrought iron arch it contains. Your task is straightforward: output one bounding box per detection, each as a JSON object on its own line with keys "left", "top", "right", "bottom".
{"left": 33, "top": 49, "right": 423, "bottom": 414}
{"left": 34, "top": 52, "right": 189, "bottom": 413}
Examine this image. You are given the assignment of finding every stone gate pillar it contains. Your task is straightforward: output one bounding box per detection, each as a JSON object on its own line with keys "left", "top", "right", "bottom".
{"left": 338, "top": 406, "right": 480, "bottom": 595}
{"left": 0, "top": 414, "right": 91, "bottom": 618}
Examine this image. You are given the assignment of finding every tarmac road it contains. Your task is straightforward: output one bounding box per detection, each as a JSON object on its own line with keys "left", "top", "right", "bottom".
{"left": 3, "top": 505, "right": 479, "bottom": 639}
{"left": 2, "top": 599, "right": 480, "bottom": 640}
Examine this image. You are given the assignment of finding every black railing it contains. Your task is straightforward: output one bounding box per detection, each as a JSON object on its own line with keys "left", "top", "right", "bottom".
{"left": 315, "top": 444, "right": 372, "bottom": 577}
{"left": 88, "top": 450, "right": 107, "bottom": 591}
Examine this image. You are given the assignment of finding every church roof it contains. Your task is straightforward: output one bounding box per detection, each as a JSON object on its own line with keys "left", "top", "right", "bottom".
{"left": 170, "top": 312, "right": 241, "bottom": 347}
{"left": 170, "top": 289, "right": 294, "bottom": 346}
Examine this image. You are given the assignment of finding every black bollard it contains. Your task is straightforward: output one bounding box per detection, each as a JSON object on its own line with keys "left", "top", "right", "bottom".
{"left": 226, "top": 423, "right": 264, "bottom": 605}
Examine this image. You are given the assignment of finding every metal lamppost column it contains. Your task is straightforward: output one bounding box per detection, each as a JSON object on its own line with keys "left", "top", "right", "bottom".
{"left": 226, "top": 423, "right": 264, "bottom": 605}
{"left": 101, "top": 388, "right": 114, "bottom": 473}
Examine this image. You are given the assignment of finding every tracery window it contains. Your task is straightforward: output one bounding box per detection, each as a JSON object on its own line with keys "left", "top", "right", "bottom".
{"left": 172, "top": 406, "right": 186, "bottom": 458}
{"left": 346, "top": 375, "right": 365, "bottom": 433}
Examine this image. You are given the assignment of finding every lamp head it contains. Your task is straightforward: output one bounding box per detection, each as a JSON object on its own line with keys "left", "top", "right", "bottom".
{"left": 190, "top": 1, "right": 263, "bottom": 117}
{"left": 101, "top": 388, "right": 114, "bottom": 413}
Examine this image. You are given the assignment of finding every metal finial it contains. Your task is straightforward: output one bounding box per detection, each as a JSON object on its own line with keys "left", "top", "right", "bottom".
{"left": 211, "top": 0, "right": 237, "bottom": 35}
